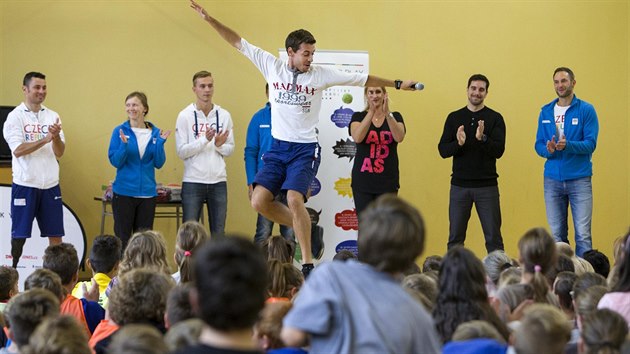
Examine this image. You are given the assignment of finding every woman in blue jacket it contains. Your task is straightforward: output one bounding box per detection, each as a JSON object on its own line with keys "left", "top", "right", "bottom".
{"left": 108, "top": 92, "right": 170, "bottom": 249}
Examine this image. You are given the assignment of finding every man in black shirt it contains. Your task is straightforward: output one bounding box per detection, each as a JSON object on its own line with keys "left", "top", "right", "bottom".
{"left": 438, "top": 74, "right": 506, "bottom": 253}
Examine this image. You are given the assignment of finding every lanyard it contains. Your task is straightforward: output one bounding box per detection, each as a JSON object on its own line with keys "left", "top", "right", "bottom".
{"left": 194, "top": 109, "right": 220, "bottom": 139}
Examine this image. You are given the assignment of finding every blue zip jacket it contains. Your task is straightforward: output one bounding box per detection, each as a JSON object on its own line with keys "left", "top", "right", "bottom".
{"left": 534, "top": 95, "right": 598, "bottom": 181}
{"left": 244, "top": 103, "right": 273, "bottom": 185}
{"left": 108, "top": 120, "right": 167, "bottom": 197}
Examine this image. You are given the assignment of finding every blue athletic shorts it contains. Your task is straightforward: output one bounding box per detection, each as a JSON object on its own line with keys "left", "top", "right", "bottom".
{"left": 254, "top": 139, "right": 321, "bottom": 198}
{"left": 11, "top": 183, "right": 65, "bottom": 238}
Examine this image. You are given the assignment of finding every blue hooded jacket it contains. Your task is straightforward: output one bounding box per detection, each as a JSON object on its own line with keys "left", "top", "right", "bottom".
{"left": 108, "top": 120, "right": 166, "bottom": 197}
{"left": 534, "top": 95, "right": 598, "bottom": 181}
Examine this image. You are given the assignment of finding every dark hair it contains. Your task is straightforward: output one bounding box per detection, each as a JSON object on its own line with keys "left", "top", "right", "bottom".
{"left": 518, "top": 227, "right": 557, "bottom": 303}
{"left": 3, "top": 289, "right": 60, "bottom": 347}
{"left": 193, "top": 236, "right": 267, "bottom": 330}
{"left": 422, "top": 255, "right": 443, "bottom": 273}
{"left": 262, "top": 235, "right": 294, "bottom": 263}
{"left": 333, "top": 250, "right": 357, "bottom": 262}
{"left": 358, "top": 195, "right": 425, "bottom": 273}
{"left": 89, "top": 235, "right": 122, "bottom": 274}
{"left": 23, "top": 269, "right": 65, "bottom": 302}
{"left": 553, "top": 271, "right": 578, "bottom": 312}
{"left": 573, "top": 272, "right": 608, "bottom": 300}
{"left": 175, "top": 222, "right": 208, "bottom": 283}
{"left": 582, "top": 249, "right": 611, "bottom": 278}
{"left": 23, "top": 72, "right": 45, "bottom": 86}
{"left": 433, "top": 247, "right": 510, "bottom": 343}
{"left": 192, "top": 71, "right": 212, "bottom": 86}
{"left": 612, "top": 228, "right": 630, "bottom": 292}
{"left": 581, "top": 309, "right": 628, "bottom": 354}
{"left": 125, "top": 91, "right": 149, "bottom": 115}
{"left": 166, "top": 283, "right": 195, "bottom": 327}
{"left": 0, "top": 266, "right": 19, "bottom": 301}
{"left": 467, "top": 74, "right": 489, "bottom": 90}
{"left": 267, "top": 259, "right": 303, "bottom": 299}
{"left": 546, "top": 254, "right": 575, "bottom": 287}
{"left": 553, "top": 67, "right": 575, "bottom": 81}
{"left": 108, "top": 269, "right": 174, "bottom": 326}
{"left": 42, "top": 243, "right": 79, "bottom": 286}
{"left": 285, "top": 29, "right": 316, "bottom": 53}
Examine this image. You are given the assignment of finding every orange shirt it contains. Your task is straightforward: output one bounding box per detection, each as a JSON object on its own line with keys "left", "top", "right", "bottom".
{"left": 60, "top": 294, "right": 90, "bottom": 336}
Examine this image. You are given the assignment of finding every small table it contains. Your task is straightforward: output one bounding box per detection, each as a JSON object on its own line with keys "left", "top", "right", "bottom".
{"left": 94, "top": 197, "right": 185, "bottom": 235}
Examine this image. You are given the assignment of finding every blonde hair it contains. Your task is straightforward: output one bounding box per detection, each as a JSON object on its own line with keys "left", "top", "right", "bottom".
{"left": 21, "top": 315, "right": 90, "bottom": 354}
{"left": 174, "top": 222, "right": 208, "bottom": 283}
{"left": 452, "top": 320, "right": 506, "bottom": 343}
{"left": 119, "top": 230, "right": 170, "bottom": 278}
{"left": 513, "top": 304, "right": 572, "bottom": 354}
{"left": 254, "top": 302, "right": 292, "bottom": 350}
{"left": 108, "top": 324, "right": 168, "bottom": 354}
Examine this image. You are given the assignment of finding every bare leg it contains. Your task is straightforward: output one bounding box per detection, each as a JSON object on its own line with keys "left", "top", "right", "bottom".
{"left": 48, "top": 236, "right": 63, "bottom": 245}
{"left": 251, "top": 186, "right": 293, "bottom": 226}
{"left": 287, "top": 190, "right": 312, "bottom": 264}
{"left": 251, "top": 186, "right": 312, "bottom": 265}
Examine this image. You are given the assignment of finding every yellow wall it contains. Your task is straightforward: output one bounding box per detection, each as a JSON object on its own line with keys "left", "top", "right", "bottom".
{"left": 1, "top": 1, "right": 628, "bottom": 271}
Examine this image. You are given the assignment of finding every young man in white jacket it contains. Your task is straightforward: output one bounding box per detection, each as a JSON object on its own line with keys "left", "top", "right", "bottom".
{"left": 175, "top": 71, "right": 234, "bottom": 239}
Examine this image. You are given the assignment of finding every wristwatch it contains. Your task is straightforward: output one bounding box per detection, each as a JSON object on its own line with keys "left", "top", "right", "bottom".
{"left": 394, "top": 80, "right": 402, "bottom": 90}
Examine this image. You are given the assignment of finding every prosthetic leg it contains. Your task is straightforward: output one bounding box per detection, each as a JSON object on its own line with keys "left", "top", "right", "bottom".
{"left": 11, "top": 238, "right": 26, "bottom": 268}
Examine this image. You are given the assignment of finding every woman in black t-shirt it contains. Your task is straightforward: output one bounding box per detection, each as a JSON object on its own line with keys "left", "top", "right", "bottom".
{"left": 349, "top": 86, "right": 406, "bottom": 218}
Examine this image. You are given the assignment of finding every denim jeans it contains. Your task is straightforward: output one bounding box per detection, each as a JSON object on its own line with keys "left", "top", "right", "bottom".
{"left": 254, "top": 214, "right": 295, "bottom": 245}
{"left": 448, "top": 185, "right": 504, "bottom": 253}
{"left": 253, "top": 193, "right": 294, "bottom": 245}
{"left": 182, "top": 181, "right": 227, "bottom": 239}
{"left": 544, "top": 176, "right": 593, "bottom": 257}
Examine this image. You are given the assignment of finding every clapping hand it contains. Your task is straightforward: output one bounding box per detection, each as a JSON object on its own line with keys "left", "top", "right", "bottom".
{"left": 214, "top": 129, "right": 229, "bottom": 147}
{"left": 160, "top": 130, "right": 172, "bottom": 140}
{"left": 119, "top": 129, "right": 128, "bottom": 143}
{"left": 456, "top": 125, "right": 466, "bottom": 146}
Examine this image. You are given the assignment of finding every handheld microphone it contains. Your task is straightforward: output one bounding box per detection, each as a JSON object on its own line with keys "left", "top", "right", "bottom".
{"left": 410, "top": 82, "right": 425, "bottom": 91}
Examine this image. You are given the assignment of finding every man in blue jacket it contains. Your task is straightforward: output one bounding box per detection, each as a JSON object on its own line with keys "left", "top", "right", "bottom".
{"left": 535, "top": 67, "right": 599, "bottom": 257}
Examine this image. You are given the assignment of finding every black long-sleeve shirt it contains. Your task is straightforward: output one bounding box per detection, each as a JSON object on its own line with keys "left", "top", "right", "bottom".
{"left": 438, "top": 106, "right": 506, "bottom": 188}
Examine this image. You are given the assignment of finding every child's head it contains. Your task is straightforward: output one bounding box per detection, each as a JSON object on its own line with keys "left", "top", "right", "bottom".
{"left": 518, "top": 227, "right": 557, "bottom": 303}
{"left": 20, "top": 315, "right": 90, "bottom": 354}
{"left": 23, "top": 269, "right": 65, "bottom": 302}
{"left": 513, "top": 304, "right": 572, "bottom": 354}
{"left": 42, "top": 243, "right": 79, "bottom": 287}
{"left": 0, "top": 266, "right": 19, "bottom": 302}
{"left": 553, "top": 271, "right": 578, "bottom": 313}
{"left": 261, "top": 234, "right": 295, "bottom": 263}
{"left": 174, "top": 222, "right": 208, "bottom": 283}
{"left": 164, "top": 318, "right": 204, "bottom": 352}
{"left": 332, "top": 249, "right": 357, "bottom": 262}
{"left": 580, "top": 309, "right": 628, "bottom": 353}
{"left": 483, "top": 251, "right": 513, "bottom": 286}
{"left": 108, "top": 268, "right": 175, "bottom": 326}
{"left": 165, "top": 283, "right": 195, "bottom": 328}
{"left": 119, "top": 230, "right": 170, "bottom": 278}
{"left": 254, "top": 301, "right": 292, "bottom": 350}
{"left": 3, "top": 289, "right": 60, "bottom": 348}
{"left": 267, "top": 259, "right": 303, "bottom": 300}
{"left": 358, "top": 195, "right": 425, "bottom": 273}
{"left": 423, "top": 255, "right": 443, "bottom": 273}
{"left": 108, "top": 324, "right": 169, "bottom": 354}
{"left": 89, "top": 235, "right": 122, "bottom": 275}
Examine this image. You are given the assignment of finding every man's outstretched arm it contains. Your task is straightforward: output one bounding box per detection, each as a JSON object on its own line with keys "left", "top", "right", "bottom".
{"left": 190, "top": 0, "right": 243, "bottom": 49}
